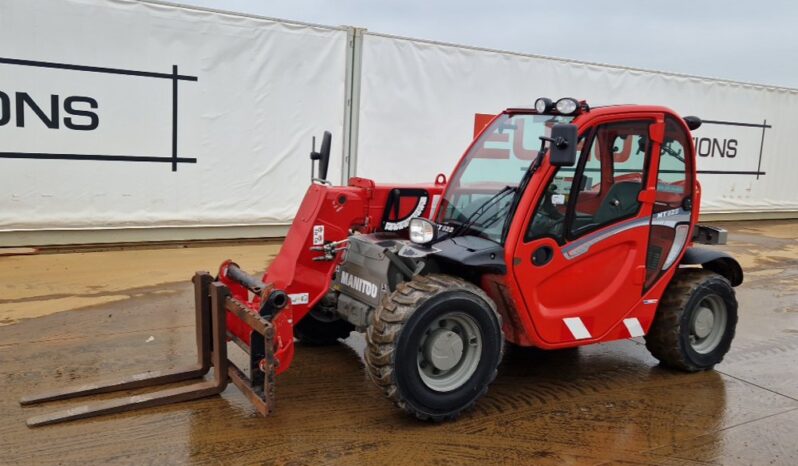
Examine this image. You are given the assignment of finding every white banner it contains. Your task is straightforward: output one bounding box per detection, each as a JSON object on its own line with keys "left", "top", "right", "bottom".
{"left": 1, "top": 2, "right": 795, "bottom": 238}
{"left": 356, "top": 33, "right": 797, "bottom": 214}
{"left": 0, "top": 0, "right": 348, "bottom": 230}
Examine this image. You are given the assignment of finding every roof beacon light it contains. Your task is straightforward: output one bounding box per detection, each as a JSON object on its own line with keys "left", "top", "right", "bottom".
{"left": 534, "top": 97, "right": 553, "bottom": 114}
{"left": 555, "top": 98, "right": 579, "bottom": 115}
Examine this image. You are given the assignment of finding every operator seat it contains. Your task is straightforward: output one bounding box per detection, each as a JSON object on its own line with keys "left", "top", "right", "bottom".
{"left": 593, "top": 181, "right": 642, "bottom": 224}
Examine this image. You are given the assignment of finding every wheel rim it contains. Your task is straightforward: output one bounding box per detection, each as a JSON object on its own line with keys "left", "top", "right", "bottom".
{"left": 689, "top": 294, "right": 728, "bottom": 354}
{"left": 417, "top": 312, "right": 482, "bottom": 392}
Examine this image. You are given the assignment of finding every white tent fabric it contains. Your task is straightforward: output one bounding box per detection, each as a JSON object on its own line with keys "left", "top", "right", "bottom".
{"left": 1, "top": 0, "right": 796, "bottom": 237}
{"left": 356, "top": 33, "right": 797, "bottom": 214}
{"left": 0, "top": 0, "right": 348, "bottom": 230}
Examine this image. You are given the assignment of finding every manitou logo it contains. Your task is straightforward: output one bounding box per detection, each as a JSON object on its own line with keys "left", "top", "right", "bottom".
{"left": 0, "top": 91, "right": 99, "bottom": 130}
{"left": 339, "top": 271, "right": 379, "bottom": 298}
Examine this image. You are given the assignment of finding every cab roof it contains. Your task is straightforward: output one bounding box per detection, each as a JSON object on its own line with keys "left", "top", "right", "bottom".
{"left": 505, "top": 103, "right": 700, "bottom": 130}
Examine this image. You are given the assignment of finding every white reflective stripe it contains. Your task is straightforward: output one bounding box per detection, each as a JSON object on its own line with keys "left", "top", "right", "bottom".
{"left": 563, "top": 317, "right": 591, "bottom": 340}
{"left": 643, "top": 299, "right": 658, "bottom": 305}
{"left": 623, "top": 318, "right": 645, "bottom": 338}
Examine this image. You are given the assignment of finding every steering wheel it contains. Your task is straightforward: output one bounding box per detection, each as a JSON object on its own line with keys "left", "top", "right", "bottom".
{"left": 541, "top": 186, "right": 565, "bottom": 220}
{"left": 529, "top": 190, "right": 565, "bottom": 237}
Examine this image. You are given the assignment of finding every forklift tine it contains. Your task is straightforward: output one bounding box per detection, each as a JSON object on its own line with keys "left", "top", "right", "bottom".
{"left": 20, "top": 273, "right": 214, "bottom": 407}
{"left": 20, "top": 366, "right": 208, "bottom": 406}
{"left": 24, "top": 279, "right": 229, "bottom": 427}
{"left": 26, "top": 378, "right": 222, "bottom": 427}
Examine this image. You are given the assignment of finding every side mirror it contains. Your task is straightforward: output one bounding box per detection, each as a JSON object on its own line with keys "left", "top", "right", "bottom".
{"left": 309, "top": 131, "right": 332, "bottom": 182}
{"left": 318, "top": 131, "right": 331, "bottom": 181}
{"left": 544, "top": 124, "right": 578, "bottom": 167}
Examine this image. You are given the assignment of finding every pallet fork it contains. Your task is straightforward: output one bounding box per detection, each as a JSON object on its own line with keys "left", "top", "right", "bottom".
{"left": 20, "top": 272, "right": 278, "bottom": 427}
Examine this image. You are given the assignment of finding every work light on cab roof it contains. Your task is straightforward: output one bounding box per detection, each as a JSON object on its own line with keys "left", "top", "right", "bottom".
{"left": 534, "top": 97, "right": 587, "bottom": 115}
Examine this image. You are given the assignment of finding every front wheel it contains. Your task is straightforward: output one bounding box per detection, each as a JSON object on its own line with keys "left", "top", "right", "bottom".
{"left": 645, "top": 269, "right": 738, "bottom": 372}
{"left": 365, "top": 274, "right": 504, "bottom": 421}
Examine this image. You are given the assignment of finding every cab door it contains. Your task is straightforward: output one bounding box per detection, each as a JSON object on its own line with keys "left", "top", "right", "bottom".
{"left": 511, "top": 115, "right": 662, "bottom": 345}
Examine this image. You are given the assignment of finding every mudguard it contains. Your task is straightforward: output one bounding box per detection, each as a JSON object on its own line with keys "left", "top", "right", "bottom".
{"left": 680, "top": 247, "right": 744, "bottom": 287}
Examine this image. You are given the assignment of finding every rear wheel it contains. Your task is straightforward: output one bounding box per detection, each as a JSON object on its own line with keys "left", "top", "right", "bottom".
{"left": 294, "top": 294, "right": 354, "bottom": 346}
{"left": 365, "top": 274, "right": 504, "bottom": 421}
{"left": 645, "top": 269, "right": 738, "bottom": 372}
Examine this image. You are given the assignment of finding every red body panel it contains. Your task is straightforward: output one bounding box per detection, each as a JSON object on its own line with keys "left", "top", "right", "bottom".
{"left": 472, "top": 106, "right": 699, "bottom": 349}
{"left": 219, "top": 177, "right": 444, "bottom": 373}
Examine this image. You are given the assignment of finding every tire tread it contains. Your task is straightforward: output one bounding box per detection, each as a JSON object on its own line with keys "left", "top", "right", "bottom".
{"left": 365, "top": 274, "right": 504, "bottom": 422}
{"left": 645, "top": 268, "right": 736, "bottom": 372}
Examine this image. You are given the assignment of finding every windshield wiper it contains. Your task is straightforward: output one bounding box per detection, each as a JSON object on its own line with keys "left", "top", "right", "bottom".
{"left": 498, "top": 146, "right": 548, "bottom": 241}
{"left": 475, "top": 200, "right": 514, "bottom": 231}
{"left": 661, "top": 142, "right": 685, "bottom": 162}
{"left": 452, "top": 185, "right": 517, "bottom": 237}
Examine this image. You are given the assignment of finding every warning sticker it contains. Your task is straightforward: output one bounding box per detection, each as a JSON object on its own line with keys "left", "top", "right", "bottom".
{"left": 289, "top": 293, "right": 309, "bottom": 305}
{"left": 312, "top": 225, "right": 324, "bottom": 246}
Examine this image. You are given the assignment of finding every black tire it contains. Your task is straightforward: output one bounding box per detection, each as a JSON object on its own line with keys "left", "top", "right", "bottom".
{"left": 645, "top": 269, "right": 738, "bottom": 372}
{"left": 365, "top": 274, "right": 504, "bottom": 421}
{"left": 294, "top": 295, "right": 354, "bottom": 346}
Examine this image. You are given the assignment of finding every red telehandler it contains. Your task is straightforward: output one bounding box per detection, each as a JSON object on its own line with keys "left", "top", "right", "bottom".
{"left": 22, "top": 97, "right": 742, "bottom": 425}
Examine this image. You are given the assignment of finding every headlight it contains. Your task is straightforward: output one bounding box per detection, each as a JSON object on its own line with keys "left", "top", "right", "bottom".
{"left": 534, "top": 97, "right": 553, "bottom": 114}
{"left": 409, "top": 218, "right": 436, "bottom": 245}
{"left": 555, "top": 97, "right": 579, "bottom": 115}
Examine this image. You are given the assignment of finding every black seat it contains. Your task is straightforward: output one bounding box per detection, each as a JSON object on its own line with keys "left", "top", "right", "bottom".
{"left": 593, "top": 181, "right": 642, "bottom": 225}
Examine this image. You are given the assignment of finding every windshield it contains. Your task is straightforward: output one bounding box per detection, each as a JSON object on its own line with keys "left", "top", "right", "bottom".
{"left": 435, "top": 113, "right": 574, "bottom": 243}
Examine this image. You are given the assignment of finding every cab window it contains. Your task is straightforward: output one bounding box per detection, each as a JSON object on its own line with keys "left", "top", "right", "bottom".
{"left": 525, "top": 135, "right": 587, "bottom": 242}
{"left": 655, "top": 116, "right": 692, "bottom": 212}
{"left": 568, "top": 120, "right": 650, "bottom": 238}
{"left": 526, "top": 120, "right": 652, "bottom": 242}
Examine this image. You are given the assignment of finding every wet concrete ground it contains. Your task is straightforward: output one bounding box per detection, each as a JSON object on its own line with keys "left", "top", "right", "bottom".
{"left": 1, "top": 221, "right": 797, "bottom": 465}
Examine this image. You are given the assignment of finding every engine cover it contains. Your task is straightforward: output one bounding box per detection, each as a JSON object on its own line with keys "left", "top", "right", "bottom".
{"left": 334, "top": 234, "right": 398, "bottom": 306}
{"left": 332, "top": 232, "right": 506, "bottom": 328}
{"left": 332, "top": 233, "right": 412, "bottom": 327}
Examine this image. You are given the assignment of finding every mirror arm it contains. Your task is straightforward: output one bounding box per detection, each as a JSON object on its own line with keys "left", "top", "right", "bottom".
{"left": 539, "top": 135, "right": 569, "bottom": 149}
{"left": 537, "top": 137, "right": 547, "bottom": 155}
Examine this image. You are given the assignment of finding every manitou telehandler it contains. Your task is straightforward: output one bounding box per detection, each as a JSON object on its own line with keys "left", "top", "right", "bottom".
{"left": 22, "top": 97, "right": 743, "bottom": 425}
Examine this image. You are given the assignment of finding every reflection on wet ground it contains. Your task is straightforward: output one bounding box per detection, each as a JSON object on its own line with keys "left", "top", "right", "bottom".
{"left": 1, "top": 221, "right": 797, "bottom": 464}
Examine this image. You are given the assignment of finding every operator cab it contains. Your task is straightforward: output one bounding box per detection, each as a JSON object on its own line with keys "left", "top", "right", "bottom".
{"left": 336, "top": 96, "right": 734, "bottom": 338}
{"left": 405, "top": 98, "right": 584, "bottom": 277}
{"left": 402, "top": 97, "right": 723, "bottom": 315}
{"left": 409, "top": 97, "right": 700, "bottom": 275}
